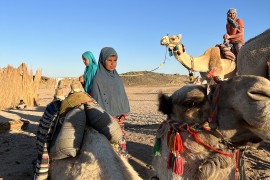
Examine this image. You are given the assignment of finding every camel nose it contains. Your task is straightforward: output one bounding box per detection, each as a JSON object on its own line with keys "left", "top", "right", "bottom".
{"left": 160, "top": 39, "right": 167, "bottom": 45}
{"left": 247, "top": 82, "right": 270, "bottom": 101}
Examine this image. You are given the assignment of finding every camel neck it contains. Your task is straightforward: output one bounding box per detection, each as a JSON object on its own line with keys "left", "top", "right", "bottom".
{"left": 174, "top": 51, "right": 209, "bottom": 72}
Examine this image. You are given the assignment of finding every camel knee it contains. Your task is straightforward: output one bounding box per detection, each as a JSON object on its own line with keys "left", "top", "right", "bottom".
{"left": 197, "top": 154, "right": 230, "bottom": 179}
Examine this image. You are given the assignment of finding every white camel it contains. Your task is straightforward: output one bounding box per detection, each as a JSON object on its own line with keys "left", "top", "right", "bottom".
{"left": 153, "top": 75, "right": 270, "bottom": 179}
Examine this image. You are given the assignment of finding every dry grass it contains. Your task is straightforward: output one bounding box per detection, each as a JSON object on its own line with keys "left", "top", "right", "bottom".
{"left": 0, "top": 63, "right": 42, "bottom": 109}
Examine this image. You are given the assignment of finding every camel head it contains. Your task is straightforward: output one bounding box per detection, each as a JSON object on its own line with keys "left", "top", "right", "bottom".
{"left": 160, "top": 34, "right": 182, "bottom": 51}
{"left": 158, "top": 75, "right": 270, "bottom": 144}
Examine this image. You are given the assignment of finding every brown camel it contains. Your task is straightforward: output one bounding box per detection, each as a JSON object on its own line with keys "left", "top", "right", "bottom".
{"left": 153, "top": 75, "right": 270, "bottom": 179}
{"left": 160, "top": 34, "right": 236, "bottom": 82}
{"left": 237, "top": 29, "right": 270, "bottom": 79}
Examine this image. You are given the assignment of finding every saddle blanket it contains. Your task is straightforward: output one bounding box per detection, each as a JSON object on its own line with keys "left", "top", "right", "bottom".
{"left": 216, "top": 44, "right": 236, "bottom": 61}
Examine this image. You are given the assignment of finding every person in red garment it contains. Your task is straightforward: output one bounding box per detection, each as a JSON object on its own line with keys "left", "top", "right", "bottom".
{"left": 223, "top": 8, "right": 245, "bottom": 57}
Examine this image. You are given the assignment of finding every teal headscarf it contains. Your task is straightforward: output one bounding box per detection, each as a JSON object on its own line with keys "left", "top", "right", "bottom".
{"left": 82, "top": 51, "right": 98, "bottom": 94}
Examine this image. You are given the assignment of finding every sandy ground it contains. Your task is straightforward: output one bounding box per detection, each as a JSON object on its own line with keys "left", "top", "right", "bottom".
{"left": 0, "top": 85, "right": 270, "bottom": 180}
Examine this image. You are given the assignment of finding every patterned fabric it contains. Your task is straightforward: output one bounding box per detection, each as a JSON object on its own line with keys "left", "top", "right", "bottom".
{"left": 34, "top": 100, "right": 61, "bottom": 180}
{"left": 216, "top": 44, "right": 236, "bottom": 61}
{"left": 113, "top": 114, "right": 128, "bottom": 159}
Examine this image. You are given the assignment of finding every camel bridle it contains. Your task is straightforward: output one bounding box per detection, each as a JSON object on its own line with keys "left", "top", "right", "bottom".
{"left": 167, "top": 43, "right": 195, "bottom": 82}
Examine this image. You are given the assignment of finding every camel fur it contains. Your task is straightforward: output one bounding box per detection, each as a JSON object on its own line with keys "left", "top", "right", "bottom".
{"left": 237, "top": 29, "right": 270, "bottom": 79}
{"left": 160, "top": 34, "right": 236, "bottom": 82}
{"left": 153, "top": 75, "right": 270, "bottom": 179}
{"left": 50, "top": 126, "right": 142, "bottom": 180}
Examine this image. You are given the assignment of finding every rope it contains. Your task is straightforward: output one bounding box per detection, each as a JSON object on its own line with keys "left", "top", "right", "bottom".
{"left": 150, "top": 47, "right": 169, "bottom": 72}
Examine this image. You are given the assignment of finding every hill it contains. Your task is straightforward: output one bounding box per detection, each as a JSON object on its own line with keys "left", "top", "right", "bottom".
{"left": 40, "top": 71, "right": 190, "bottom": 89}
{"left": 121, "top": 71, "right": 189, "bottom": 86}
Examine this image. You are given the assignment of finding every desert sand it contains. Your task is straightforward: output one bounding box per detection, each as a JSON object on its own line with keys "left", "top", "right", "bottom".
{"left": 0, "top": 72, "right": 270, "bottom": 180}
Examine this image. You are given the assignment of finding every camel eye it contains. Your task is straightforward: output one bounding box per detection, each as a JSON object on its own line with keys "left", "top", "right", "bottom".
{"left": 183, "top": 101, "right": 202, "bottom": 108}
{"left": 183, "top": 101, "right": 194, "bottom": 108}
{"left": 170, "top": 38, "right": 175, "bottom": 41}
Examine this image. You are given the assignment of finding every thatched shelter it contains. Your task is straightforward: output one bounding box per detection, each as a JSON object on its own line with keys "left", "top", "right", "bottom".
{"left": 0, "top": 63, "right": 42, "bottom": 110}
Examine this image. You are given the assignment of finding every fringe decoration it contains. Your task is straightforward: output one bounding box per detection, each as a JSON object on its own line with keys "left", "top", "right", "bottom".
{"left": 153, "top": 121, "right": 166, "bottom": 157}
{"left": 166, "top": 129, "right": 185, "bottom": 176}
{"left": 173, "top": 152, "right": 184, "bottom": 175}
{"left": 153, "top": 138, "right": 161, "bottom": 156}
{"left": 173, "top": 132, "right": 184, "bottom": 153}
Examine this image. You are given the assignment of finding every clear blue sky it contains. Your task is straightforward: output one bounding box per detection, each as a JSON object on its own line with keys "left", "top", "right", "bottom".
{"left": 1, "top": 1, "right": 269, "bottom": 78}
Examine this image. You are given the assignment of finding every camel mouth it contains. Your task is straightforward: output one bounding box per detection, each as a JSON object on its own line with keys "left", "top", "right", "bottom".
{"left": 160, "top": 40, "right": 169, "bottom": 46}
{"left": 247, "top": 89, "right": 270, "bottom": 101}
{"left": 167, "top": 44, "right": 176, "bottom": 51}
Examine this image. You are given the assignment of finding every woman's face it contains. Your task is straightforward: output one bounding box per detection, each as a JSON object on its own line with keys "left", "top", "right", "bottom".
{"left": 104, "top": 55, "right": 117, "bottom": 71}
{"left": 228, "top": 12, "right": 236, "bottom": 20}
{"left": 82, "top": 56, "right": 90, "bottom": 66}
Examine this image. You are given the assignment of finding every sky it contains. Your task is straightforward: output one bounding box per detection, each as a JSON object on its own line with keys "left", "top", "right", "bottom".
{"left": 0, "top": 1, "right": 269, "bottom": 78}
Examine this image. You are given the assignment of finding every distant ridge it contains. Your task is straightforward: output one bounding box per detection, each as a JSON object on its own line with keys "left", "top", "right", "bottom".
{"left": 120, "top": 71, "right": 189, "bottom": 86}
{"left": 40, "top": 71, "right": 189, "bottom": 88}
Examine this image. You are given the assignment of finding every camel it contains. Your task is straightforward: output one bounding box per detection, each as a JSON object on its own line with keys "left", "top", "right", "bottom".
{"left": 50, "top": 126, "right": 142, "bottom": 180}
{"left": 153, "top": 75, "right": 270, "bottom": 179}
{"left": 47, "top": 90, "right": 142, "bottom": 180}
{"left": 160, "top": 34, "right": 236, "bottom": 82}
{"left": 237, "top": 29, "right": 270, "bottom": 79}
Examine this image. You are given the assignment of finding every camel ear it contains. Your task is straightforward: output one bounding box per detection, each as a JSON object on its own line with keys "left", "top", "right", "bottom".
{"left": 177, "top": 34, "right": 182, "bottom": 40}
{"left": 158, "top": 93, "right": 172, "bottom": 115}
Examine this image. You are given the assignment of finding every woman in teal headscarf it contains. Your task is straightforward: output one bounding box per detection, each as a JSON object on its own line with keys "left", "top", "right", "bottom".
{"left": 79, "top": 51, "right": 98, "bottom": 94}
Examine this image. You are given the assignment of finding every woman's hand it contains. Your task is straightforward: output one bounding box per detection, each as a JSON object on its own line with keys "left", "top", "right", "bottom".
{"left": 223, "top": 34, "right": 230, "bottom": 40}
{"left": 118, "top": 116, "right": 125, "bottom": 127}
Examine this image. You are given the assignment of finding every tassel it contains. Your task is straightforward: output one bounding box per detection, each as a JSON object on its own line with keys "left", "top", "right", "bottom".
{"left": 169, "top": 50, "right": 173, "bottom": 56}
{"left": 153, "top": 138, "right": 161, "bottom": 156}
{"left": 173, "top": 152, "right": 184, "bottom": 175}
{"left": 177, "top": 50, "right": 181, "bottom": 56}
{"left": 173, "top": 132, "right": 184, "bottom": 153}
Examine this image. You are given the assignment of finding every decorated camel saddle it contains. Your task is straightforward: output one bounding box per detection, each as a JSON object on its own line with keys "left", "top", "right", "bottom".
{"left": 34, "top": 84, "right": 141, "bottom": 180}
